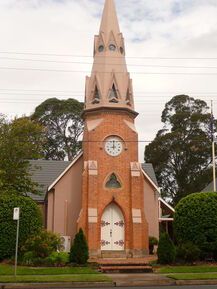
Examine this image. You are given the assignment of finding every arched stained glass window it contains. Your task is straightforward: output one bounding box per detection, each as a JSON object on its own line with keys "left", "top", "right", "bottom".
{"left": 106, "top": 173, "right": 121, "bottom": 189}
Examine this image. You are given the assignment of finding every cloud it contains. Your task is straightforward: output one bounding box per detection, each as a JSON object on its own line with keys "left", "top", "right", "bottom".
{"left": 0, "top": 0, "right": 217, "bottom": 161}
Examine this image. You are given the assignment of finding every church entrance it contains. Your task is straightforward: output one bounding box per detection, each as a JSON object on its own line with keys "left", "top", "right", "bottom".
{"left": 101, "top": 203, "right": 125, "bottom": 251}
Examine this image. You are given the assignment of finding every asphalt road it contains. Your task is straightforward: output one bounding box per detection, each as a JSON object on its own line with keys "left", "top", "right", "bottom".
{"left": 112, "top": 286, "right": 217, "bottom": 289}
{"left": 70, "top": 287, "right": 217, "bottom": 289}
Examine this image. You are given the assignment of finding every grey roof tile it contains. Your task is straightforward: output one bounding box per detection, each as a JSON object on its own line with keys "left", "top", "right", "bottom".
{"left": 28, "top": 159, "right": 158, "bottom": 202}
{"left": 141, "top": 163, "right": 159, "bottom": 187}
{"left": 28, "top": 160, "right": 70, "bottom": 202}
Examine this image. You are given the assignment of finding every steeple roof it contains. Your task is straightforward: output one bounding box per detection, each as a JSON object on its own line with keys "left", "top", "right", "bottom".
{"left": 99, "top": 0, "right": 120, "bottom": 39}
{"left": 84, "top": 0, "right": 136, "bottom": 115}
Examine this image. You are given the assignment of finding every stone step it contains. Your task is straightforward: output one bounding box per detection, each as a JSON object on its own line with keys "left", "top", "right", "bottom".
{"left": 101, "top": 250, "right": 126, "bottom": 259}
{"left": 99, "top": 262, "right": 149, "bottom": 267}
{"left": 97, "top": 257, "right": 153, "bottom": 266}
{"left": 100, "top": 265, "right": 153, "bottom": 273}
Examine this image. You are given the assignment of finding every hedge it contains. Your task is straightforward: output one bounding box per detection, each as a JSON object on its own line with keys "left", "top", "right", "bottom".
{"left": 0, "top": 195, "right": 42, "bottom": 260}
{"left": 174, "top": 192, "right": 217, "bottom": 255}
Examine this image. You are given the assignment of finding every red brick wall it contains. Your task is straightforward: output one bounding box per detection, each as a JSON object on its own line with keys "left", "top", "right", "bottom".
{"left": 78, "top": 110, "right": 149, "bottom": 256}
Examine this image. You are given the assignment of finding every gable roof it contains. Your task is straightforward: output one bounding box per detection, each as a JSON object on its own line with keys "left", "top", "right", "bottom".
{"left": 28, "top": 156, "right": 159, "bottom": 202}
{"left": 141, "top": 163, "right": 159, "bottom": 187}
{"left": 48, "top": 152, "right": 83, "bottom": 191}
{"left": 201, "top": 179, "right": 216, "bottom": 192}
{"left": 28, "top": 159, "right": 71, "bottom": 202}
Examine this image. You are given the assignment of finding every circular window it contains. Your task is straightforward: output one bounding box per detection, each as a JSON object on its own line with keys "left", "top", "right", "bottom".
{"left": 109, "top": 44, "right": 116, "bottom": 51}
{"left": 120, "top": 47, "right": 124, "bottom": 54}
{"left": 98, "top": 45, "right": 104, "bottom": 52}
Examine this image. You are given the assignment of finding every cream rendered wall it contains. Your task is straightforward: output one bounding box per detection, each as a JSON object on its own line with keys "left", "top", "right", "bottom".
{"left": 47, "top": 156, "right": 83, "bottom": 240}
{"left": 143, "top": 180, "right": 159, "bottom": 239}
{"left": 47, "top": 192, "right": 54, "bottom": 231}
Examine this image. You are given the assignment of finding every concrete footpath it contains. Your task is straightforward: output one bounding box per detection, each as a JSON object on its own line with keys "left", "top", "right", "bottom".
{"left": 1, "top": 273, "right": 217, "bottom": 288}
{"left": 108, "top": 273, "right": 217, "bottom": 286}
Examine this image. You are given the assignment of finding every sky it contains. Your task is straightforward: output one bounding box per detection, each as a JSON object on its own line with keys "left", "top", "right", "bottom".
{"left": 1, "top": 0, "right": 217, "bottom": 161}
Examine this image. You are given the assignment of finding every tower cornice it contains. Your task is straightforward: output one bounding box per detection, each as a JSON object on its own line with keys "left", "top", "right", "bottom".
{"left": 82, "top": 107, "right": 138, "bottom": 120}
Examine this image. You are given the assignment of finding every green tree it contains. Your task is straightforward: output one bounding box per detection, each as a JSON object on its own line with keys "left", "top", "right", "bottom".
{"left": 32, "top": 98, "right": 84, "bottom": 161}
{"left": 145, "top": 95, "right": 214, "bottom": 204}
{"left": 0, "top": 195, "right": 42, "bottom": 260}
{"left": 157, "top": 233, "right": 176, "bottom": 264}
{"left": 70, "top": 228, "right": 89, "bottom": 265}
{"left": 0, "top": 116, "right": 45, "bottom": 196}
{"left": 174, "top": 192, "right": 217, "bottom": 259}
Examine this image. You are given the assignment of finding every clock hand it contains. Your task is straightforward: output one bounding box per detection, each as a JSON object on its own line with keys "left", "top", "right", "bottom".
{"left": 112, "top": 141, "right": 115, "bottom": 149}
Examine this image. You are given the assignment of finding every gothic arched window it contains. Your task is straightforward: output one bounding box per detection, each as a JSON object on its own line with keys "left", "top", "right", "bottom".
{"left": 106, "top": 173, "right": 121, "bottom": 189}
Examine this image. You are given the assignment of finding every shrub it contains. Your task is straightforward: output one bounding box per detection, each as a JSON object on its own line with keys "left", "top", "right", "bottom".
{"left": 21, "top": 230, "right": 61, "bottom": 259}
{"left": 45, "top": 252, "right": 69, "bottom": 267}
{"left": 70, "top": 228, "right": 89, "bottom": 265}
{"left": 157, "top": 233, "right": 176, "bottom": 264}
{"left": 0, "top": 195, "right": 42, "bottom": 260}
{"left": 149, "top": 236, "right": 158, "bottom": 255}
{"left": 176, "top": 242, "right": 201, "bottom": 264}
{"left": 174, "top": 192, "right": 217, "bottom": 258}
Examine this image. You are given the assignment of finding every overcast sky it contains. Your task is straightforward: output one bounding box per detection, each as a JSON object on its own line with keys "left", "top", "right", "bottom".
{"left": 1, "top": 0, "right": 217, "bottom": 161}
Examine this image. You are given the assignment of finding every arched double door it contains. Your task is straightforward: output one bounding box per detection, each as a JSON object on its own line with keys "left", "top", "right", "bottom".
{"left": 101, "top": 203, "right": 125, "bottom": 251}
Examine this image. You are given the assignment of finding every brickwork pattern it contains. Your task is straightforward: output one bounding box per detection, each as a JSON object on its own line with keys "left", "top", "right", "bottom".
{"left": 78, "top": 110, "right": 149, "bottom": 257}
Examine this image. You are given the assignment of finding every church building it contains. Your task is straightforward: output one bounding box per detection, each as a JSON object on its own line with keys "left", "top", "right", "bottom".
{"left": 30, "top": 0, "right": 174, "bottom": 259}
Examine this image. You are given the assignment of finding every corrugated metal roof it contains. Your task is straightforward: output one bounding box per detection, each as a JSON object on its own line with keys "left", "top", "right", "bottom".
{"left": 141, "top": 163, "right": 159, "bottom": 187}
{"left": 28, "top": 160, "right": 71, "bottom": 202}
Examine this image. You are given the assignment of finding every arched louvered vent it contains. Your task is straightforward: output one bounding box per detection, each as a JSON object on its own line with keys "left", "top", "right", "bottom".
{"left": 126, "top": 88, "right": 132, "bottom": 106}
{"left": 106, "top": 173, "right": 121, "bottom": 189}
{"left": 92, "top": 85, "right": 100, "bottom": 104}
{"left": 109, "top": 84, "right": 119, "bottom": 103}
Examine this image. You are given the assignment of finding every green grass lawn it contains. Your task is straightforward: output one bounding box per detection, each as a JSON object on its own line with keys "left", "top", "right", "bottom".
{"left": 168, "top": 273, "right": 217, "bottom": 280}
{"left": 0, "top": 264, "right": 98, "bottom": 275}
{"left": 0, "top": 264, "right": 111, "bottom": 283}
{"left": 0, "top": 274, "right": 111, "bottom": 283}
{"left": 157, "top": 265, "right": 217, "bottom": 274}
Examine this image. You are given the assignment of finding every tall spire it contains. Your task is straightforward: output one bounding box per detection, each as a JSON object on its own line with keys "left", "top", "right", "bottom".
{"left": 99, "top": 0, "right": 120, "bottom": 40}
{"left": 84, "top": 0, "right": 136, "bottom": 115}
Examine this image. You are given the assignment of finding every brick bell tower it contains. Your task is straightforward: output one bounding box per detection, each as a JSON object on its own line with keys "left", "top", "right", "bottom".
{"left": 77, "top": 0, "right": 149, "bottom": 258}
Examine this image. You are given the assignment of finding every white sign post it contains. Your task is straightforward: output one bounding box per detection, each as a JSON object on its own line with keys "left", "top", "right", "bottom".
{"left": 13, "top": 208, "right": 20, "bottom": 278}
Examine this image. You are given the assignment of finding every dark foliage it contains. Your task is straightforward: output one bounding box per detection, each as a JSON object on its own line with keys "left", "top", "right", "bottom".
{"left": 70, "top": 229, "right": 89, "bottom": 265}
{"left": 149, "top": 236, "right": 158, "bottom": 255}
{"left": 32, "top": 98, "right": 84, "bottom": 161}
{"left": 0, "top": 116, "right": 45, "bottom": 196}
{"left": 0, "top": 195, "right": 42, "bottom": 260}
{"left": 176, "top": 242, "right": 201, "bottom": 264}
{"left": 145, "top": 95, "right": 215, "bottom": 205}
{"left": 174, "top": 192, "right": 217, "bottom": 259}
{"left": 157, "top": 233, "right": 176, "bottom": 264}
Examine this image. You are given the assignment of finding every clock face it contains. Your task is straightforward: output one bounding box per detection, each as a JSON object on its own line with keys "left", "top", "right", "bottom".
{"left": 104, "top": 136, "right": 123, "bottom": 157}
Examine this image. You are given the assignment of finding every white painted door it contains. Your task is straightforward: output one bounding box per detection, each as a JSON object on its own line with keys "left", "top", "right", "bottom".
{"left": 101, "top": 203, "right": 125, "bottom": 251}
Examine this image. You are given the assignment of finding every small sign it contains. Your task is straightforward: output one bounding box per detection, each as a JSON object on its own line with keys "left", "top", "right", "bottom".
{"left": 13, "top": 208, "right": 20, "bottom": 220}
